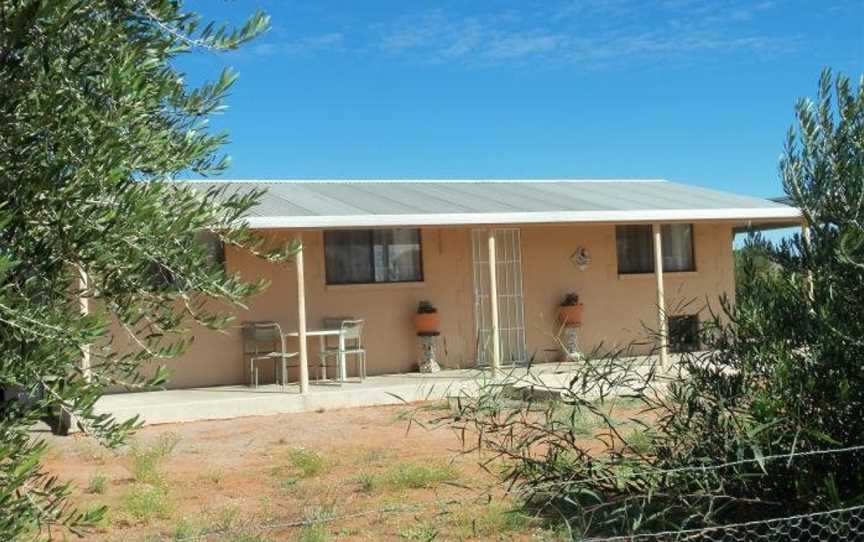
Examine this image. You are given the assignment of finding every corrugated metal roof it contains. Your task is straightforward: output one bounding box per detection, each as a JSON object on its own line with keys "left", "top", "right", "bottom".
{"left": 177, "top": 179, "right": 801, "bottom": 228}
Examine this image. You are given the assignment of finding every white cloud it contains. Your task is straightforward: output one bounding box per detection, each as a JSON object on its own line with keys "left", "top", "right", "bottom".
{"left": 374, "top": 1, "right": 794, "bottom": 67}
{"left": 252, "top": 32, "right": 345, "bottom": 57}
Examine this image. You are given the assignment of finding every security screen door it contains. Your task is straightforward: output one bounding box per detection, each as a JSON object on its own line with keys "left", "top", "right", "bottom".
{"left": 471, "top": 228, "right": 527, "bottom": 366}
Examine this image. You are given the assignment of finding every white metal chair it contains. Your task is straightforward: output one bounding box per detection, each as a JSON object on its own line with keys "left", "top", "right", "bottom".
{"left": 318, "top": 319, "right": 366, "bottom": 383}
{"left": 241, "top": 321, "right": 298, "bottom": 388}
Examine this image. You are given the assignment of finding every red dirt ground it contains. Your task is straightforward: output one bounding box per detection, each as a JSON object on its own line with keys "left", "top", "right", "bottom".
{"left": 41, "top": 403, "right": 555, "bottom": 541}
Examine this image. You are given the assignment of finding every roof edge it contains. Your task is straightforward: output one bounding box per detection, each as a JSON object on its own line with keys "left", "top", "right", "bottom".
{"left": 175, "top": 178, "right": 671, "bottom": 184}
{"left": 240, "top": 207, "right": 802, "bottom": 229}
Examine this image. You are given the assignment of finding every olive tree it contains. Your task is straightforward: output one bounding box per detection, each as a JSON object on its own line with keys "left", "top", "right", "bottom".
{"left": 0, "top": 1, "right": 284, "bottom": 537}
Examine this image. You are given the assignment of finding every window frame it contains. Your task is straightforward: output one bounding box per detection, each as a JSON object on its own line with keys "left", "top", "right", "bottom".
{"left": 615, "top": 223, "right": 696, "bottom": 275}
{"left": 323, "top": 228, "right": 425, "bottom": 286}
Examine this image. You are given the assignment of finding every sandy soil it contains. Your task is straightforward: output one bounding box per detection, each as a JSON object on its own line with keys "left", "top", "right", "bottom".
{"left": 41, "top": 403, "right": 550, "bottom": 541}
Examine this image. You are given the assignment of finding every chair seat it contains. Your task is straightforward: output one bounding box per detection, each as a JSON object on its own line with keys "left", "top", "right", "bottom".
{"left": 253, "top": 351, "right": 299, "bottom": 360}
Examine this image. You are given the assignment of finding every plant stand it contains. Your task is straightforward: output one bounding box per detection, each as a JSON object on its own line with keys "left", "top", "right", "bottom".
{"left": 418, "top": 332, "right": 441, "bottom": 373}
{"left": 562, "top": 325, "right": 584, "bottom": 362}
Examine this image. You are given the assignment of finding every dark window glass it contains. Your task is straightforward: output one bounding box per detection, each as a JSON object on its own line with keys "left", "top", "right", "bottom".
{"left": 616, "top": 224, "right": 695, "bottom": 274}
{"left": 324, "top": 229, "right": 422, "bottom": 285}
{"left": 669, "top": 315, "right": 700, "bottom": 353}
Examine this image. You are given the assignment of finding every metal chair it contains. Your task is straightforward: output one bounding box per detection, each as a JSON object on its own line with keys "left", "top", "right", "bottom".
{"left": 318, "top": 319, "right": 366, "bottom": 383}
{"left": 241, "top": 321, "right": 298, "bottom": 387}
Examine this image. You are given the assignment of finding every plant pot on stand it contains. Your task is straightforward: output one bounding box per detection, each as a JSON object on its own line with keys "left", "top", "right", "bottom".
{"left": 558, "top": 293, "right": 584, "bottom": 362}
{"left": 415, "top": 301, "right": 441, "bottom": 373}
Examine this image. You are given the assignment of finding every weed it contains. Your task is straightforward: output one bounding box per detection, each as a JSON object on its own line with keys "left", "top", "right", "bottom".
{"left": 86, "top": 472, "right": 108, "bottom": 494}
{"left": 455, "top": 502, "right": 534, "bottom": 538}
{"left": 399, "top": 521, "right": 439, "bottom": 540}
{"left": 278, "top": 477, "right": 300, "bottom": 494}
{"left": 297, "top": 505, "right": 336, "bottom": 542}
{"left": 626, "top": 427, "right": 656, "bottom": 455}
{"left": 73, "top": 438, "right": 110, "bottom": 464}
{"left": 128, "top": 432, "right": 180, "bottom": 485}
{"left": 303, "top": 503, "right": 337, "bottom": 524}
{"left": 224, "top": 534, "right": 271, "bottom": 542}
{"left": 206, "top": 467, "right": 225, "bottom": 485}
{"left": 552, "top": 405, "right": 602, "bottom": 436}
{"left": 172, "top": 517, "right": 205, "bottom": 540}
{"left": 354, "top": 471, "right": 380, "bottom": 494}
{"left": 121, "top": 483, "right": 172, "bottom": 523}
{"left": 288, "top": 448, "right": 325, "bottom": 478}
{"left": 359, "top": 447, "right": 389, "bottom": 465}
{"left": 298, "top": 524, "right": 330, "bottom": 542}
{"left": 383, "top": 462, "right": 458, "bottom": 490}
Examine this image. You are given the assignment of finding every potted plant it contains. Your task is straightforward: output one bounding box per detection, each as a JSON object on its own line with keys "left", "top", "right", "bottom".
{"left": 558, "top": 293, "right": 583, "bottom": 327}
{"left": 414, "top": 300, "right": 440, "bottom": 333}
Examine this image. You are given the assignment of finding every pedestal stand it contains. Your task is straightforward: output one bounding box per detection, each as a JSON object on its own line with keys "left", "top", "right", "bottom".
{"left": 418, "top": 332, "right": 441, "bottom": 373}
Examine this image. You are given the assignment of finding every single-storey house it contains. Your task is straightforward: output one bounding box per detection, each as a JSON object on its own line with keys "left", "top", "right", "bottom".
{"left": 141, "top": 179, "right": 800, "bottom": 393}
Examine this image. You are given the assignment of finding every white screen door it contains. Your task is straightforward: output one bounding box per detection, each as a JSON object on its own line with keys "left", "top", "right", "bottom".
{"left": 472, "top": 228, "right": 527, "bottom": 366}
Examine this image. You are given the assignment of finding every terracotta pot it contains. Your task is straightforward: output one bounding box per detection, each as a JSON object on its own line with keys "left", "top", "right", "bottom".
{"left": 414, "top": 312, "right": 441, "bottom": 333}
{"left": 558, "top": 304, "right": 583, "bottom": 327}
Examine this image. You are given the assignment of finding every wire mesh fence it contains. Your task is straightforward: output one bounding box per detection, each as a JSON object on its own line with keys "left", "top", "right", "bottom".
{"left": 583, "top": 504, "right": 864, "bottom": 542}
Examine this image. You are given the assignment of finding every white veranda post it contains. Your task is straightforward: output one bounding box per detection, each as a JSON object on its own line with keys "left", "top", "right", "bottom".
{"left": 487, "top": 230, "right": 501, "bottom": 376}
{"left": 653, "top": 224, "right": 669, "bottom": 366}
{"left": 295, "top": 234, "right": 309, "bottom": 394}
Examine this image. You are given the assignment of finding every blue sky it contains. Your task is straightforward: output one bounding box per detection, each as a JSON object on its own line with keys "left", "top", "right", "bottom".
{"left": 181, "top": 0, "right": 863, "bottom": 200}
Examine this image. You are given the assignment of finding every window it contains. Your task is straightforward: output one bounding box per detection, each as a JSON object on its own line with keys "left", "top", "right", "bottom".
{"left": 669, "top": 315, "right": 700, "bottom": 353}
{"left": 324, "top": 229, "right": 423, "bottom": 285}
{"left": 616, "top": 224, "right": 695, "bottom": 274}
{"left": 147, "top": 230, "right": 225, "bottom": 289}
{"left": 198, "top": 230, "right": 226, "bottom": 271}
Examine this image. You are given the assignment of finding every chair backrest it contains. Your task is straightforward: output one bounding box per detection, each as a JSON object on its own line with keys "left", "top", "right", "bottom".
{"left": 242, "top": 321, "right": 283, "bottom": 353}
{"left": 340, "top": 319, "right": 364, "bottom": 346}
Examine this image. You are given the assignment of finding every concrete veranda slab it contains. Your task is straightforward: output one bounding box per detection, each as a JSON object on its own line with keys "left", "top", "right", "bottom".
{"left": 93, "top": 357, "right": 672, "bottom": 428}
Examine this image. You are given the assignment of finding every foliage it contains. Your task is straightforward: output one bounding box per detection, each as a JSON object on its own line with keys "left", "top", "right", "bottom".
{"left": 0, "top": 1, "right": 285, "bottom": 538}
{"left": 444, "top": 69, "right": 864, "bottom": 538}
{"left": 417, "top": 300, "right": 437, "bottom": 314}
{"left": 561, "top": 293, "right": 580, "bottom": 306}
{"left": 733, "top": 232, "right": 785, "bottom": 294}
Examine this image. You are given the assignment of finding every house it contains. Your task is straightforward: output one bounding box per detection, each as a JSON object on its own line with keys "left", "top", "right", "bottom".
{"left": 148, "top": 179, "right": 800, "bottom": 393}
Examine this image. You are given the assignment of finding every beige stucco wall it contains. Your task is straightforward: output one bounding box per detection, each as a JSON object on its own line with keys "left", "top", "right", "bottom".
{"left": 145, "top": 222, "right": 735, "bottom": 389}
